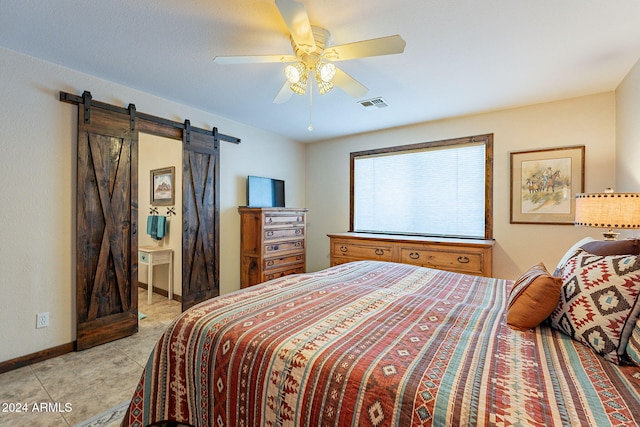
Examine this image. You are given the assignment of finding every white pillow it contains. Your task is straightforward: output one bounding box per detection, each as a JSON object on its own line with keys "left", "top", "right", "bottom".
{"left": 553, "top": 236, "right": 595, "bottom": 276}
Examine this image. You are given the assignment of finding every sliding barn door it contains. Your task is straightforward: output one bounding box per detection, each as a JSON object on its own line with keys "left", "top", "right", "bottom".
{"left": 76, "top": 107, "right": 138, "bottom": 350}
{"left": 181, "top": 128, "right": 220, "bottom": 311}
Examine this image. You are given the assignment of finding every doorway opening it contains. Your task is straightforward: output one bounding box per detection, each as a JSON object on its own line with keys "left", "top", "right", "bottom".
{"left": 138, "top": 133, "right": 183, "bottom": 307}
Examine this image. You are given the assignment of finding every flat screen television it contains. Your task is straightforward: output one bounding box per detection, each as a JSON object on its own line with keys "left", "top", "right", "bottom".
{"left": 246, "top": 175, "right": 285, "bottom": 207}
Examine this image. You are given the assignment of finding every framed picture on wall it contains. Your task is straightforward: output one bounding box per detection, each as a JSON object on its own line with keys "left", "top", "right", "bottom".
{"left": 510, "top": 145, "right": 585, "bottom": 224}
{"left": 150, "top": 166, "right": 175, "bottom": 206}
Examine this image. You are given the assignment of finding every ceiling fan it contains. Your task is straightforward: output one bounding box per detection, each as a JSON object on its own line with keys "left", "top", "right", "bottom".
{"left": 213, "top": 0, "right": 406, "bottom": 104}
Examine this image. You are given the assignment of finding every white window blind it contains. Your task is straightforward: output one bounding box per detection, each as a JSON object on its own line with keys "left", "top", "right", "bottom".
{"left": 353, "top": 142, "right": 486, "bottom": 238}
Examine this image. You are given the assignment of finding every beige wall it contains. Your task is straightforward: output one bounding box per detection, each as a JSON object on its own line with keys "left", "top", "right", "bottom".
{"left": 615, "top": 58, "right": 640, "bottom": 241}
{"left": 616, "top": 57, "right": 640, "bottom": 193}
{"left": 0, "top": 47, "right": 305, "bottom": 363}
{"left": 305, "top": 93, "right": 617, "bottom": 280}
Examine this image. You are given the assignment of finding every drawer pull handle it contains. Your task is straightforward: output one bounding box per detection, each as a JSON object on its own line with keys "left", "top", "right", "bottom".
{"left": 267, "top": 231, "right": 274, "bottom": 237}
{"left": 267, "top": 218, "right": 273, "bottom": 223}
{"left": 295, "top": 242, "right": 301, "bottom": 247}
{"left": 457, "top": 256, "right": 470, "bottom": 264}
{"left": 267, "top": 260, "right": 274, "bottom": 266}
{"left": 375, "top": 248, "right": 384, "bottom": 256}
{"left": 295, "top": 229, "right": 302, "bottom": 235}
{"left": 409, "top": 252, "right": 420, "bottom": 259}
{"left": 340, "top": 245, "right": 348, "bottom": 253}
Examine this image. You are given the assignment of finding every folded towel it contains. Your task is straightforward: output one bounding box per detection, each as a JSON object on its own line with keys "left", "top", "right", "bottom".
{"left": 146, "top": 215, "right": 167, "bottom": 240}
{"left": 156, "top": 216, "right": 167, "bottom": 240}
{"left": 147, "top": 215, "right": 157, "bottom": 237}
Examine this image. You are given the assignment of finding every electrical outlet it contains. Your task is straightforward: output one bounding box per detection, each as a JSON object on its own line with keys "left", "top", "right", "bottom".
{"left": 36, "top": 312, "right": 49, "bottom": 329}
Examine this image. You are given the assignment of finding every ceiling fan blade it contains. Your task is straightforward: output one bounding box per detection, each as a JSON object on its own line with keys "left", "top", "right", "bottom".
{"left": 273, "top": 80, "right": 294, "bottom": 104}
{"left": 333, "top": 67, "right": 368, "bottom": 98}
{"left": 275, "top": 0, "right": 316, "bottom": 52}
{"left": 213, "top": 54, "right": 297, "bottom": 64}
{"left": 323, "top": 35, "right": 406, "bottom": 61}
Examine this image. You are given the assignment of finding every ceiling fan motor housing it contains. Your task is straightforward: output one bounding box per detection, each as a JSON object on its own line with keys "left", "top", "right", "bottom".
{"left": 292, "top": 26, "right": 331, "bottom": 69}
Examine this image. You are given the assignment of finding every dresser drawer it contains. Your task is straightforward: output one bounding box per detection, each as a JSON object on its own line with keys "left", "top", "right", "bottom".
{"left": 264, "top": 212, "right": 305, "bottom": 227}
{"left": 139, "top": 251, "right": 149, "bottom": 263}
{"left": 138, "top": 250, "right": 172, "bottom": 264}
{"left": 399, "top": 247, "right": 483, "bottom": 274}
{"left": 264, "top": 254, "right": 304, "bottom": 270}
{"left": 263, "top": 265, "right": 305, "bottom": 281}
{"left": 331, "top": 241, "right": 393, "bottom": 261}
{"left": 265, "top": 240, "right": 304, "bottom": 256}
{"left": 264, "top": 227, "right": 304, "bottom": 241}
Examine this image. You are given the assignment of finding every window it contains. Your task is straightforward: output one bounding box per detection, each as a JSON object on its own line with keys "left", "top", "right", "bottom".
{"left": 350, "top": 134, "right": 493, "bottom": 239}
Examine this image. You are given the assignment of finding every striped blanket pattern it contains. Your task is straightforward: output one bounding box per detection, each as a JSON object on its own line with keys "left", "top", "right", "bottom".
{"left": 122, "top": 261, "right": 640, "bottom": 426}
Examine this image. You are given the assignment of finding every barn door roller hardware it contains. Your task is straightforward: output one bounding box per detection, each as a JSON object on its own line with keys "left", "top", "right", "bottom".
{"left": 59, "top": 90, "right": 241, "bottom": 144}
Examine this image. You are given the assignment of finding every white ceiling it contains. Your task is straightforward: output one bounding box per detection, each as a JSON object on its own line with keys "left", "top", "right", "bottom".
{"left": 2, "top": 0, "right": 640, "bottom": 143}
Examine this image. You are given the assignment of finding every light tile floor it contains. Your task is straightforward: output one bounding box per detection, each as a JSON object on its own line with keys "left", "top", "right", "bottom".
{"left": 0, "top": 289, "right": 181, "bottom": 427}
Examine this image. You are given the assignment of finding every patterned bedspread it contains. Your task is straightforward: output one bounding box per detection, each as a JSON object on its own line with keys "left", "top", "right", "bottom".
{"left": 122, "top": 261, "right": 640, "bottom": 426}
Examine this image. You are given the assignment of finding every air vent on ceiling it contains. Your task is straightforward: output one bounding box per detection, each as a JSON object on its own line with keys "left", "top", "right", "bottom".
{"left": 358, "top": 97, "right": 389, "bottom": 109}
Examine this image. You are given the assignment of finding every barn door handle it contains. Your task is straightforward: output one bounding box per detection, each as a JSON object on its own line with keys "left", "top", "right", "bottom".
{"left": 132, "top": 221, "right": 137, "bottom": 235}
{"left": 457, "top": 256, "right": 470, "bottom": 264}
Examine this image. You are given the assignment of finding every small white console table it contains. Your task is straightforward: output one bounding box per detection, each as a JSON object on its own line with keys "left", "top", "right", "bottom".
{"left": 138, "top": 246, "right": 173, "bottom": 304}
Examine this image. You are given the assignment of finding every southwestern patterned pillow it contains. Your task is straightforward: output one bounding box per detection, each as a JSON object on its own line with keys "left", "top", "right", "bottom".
{"left": 549, "top": 249, "right": 640, "bottom": 364}
{"left": 627, "top": 318, "right": 640, "bottom": 366}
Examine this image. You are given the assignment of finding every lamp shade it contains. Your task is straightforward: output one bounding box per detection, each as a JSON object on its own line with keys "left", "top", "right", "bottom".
{"left": 574, "top": 193, "right": 640, "bottom": 239}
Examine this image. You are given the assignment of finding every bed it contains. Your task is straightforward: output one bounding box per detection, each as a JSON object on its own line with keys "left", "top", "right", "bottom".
{"left": 122, "top": 258, "right": 640, "bottom": 426}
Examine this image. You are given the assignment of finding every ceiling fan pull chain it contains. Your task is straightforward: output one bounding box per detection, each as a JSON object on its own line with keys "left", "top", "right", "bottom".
{"left": 308, "top": 80, "right": 313, "bottom": 131}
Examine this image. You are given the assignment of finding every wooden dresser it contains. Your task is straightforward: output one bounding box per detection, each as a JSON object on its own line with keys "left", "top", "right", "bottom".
{"left": 239, "top": 207, "right": 307, "bottom": 288}
{"left": 328, "top": 232, "right": 494, "bottom": 277}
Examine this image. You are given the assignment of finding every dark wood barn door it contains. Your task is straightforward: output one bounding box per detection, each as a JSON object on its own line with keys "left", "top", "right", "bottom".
{"left": 67, "top": 90, "right": 232, "bottom": 351}
{"left": 76, "top": 107, "right": 138, "bottom": 350}
{"left": 181, "top": 128, "right": 220, "bottom": 311}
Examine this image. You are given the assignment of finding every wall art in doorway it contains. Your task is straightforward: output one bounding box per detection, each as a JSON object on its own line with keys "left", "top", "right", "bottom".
{"left": 150, "top": 166, "right": 175, "bottom": 206}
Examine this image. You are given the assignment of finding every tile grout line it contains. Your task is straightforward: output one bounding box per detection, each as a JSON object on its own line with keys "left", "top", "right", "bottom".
{"left": 31, "top": 364, "right": 73, "bottom": 426}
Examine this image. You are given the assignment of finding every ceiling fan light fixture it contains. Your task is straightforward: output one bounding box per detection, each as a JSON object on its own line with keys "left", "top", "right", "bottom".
{"left": 316, "top": 62, "right": 336, "bottom": 83}
{"left": 290, "top": 73, "right": 308, "bottom": 95}
{"left": 313, "top": 62, "right": 336, "bottom": 95}
{"left": 285, "top": 62, "right": 306, "bottom": 84}
{"left": 316, "top": 79, "right": 334, "bottom": 95}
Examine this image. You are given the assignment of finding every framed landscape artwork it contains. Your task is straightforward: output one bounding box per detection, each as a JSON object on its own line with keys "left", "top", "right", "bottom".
{"left": 150, "top": 166, "right": 175, "bottom": 206}
{"left": 510, "top": 146, "right": 585, "bottom": 224}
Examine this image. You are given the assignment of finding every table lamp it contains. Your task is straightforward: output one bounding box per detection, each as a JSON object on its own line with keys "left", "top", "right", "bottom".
{"left": 574, "top": 191, "right": 640, "bottom": 240}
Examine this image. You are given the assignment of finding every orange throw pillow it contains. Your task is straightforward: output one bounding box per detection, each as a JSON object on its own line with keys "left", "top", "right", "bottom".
{"left": 507, "top": 263, "right": 562, "bottom": 331}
